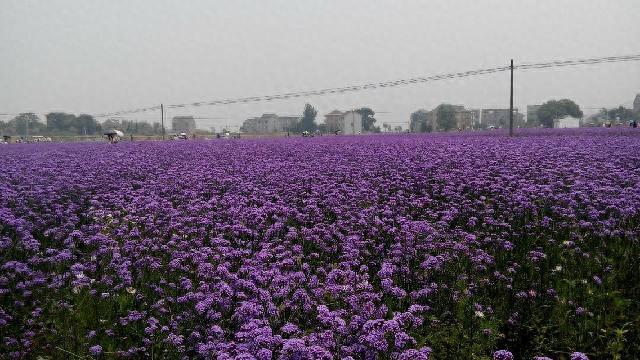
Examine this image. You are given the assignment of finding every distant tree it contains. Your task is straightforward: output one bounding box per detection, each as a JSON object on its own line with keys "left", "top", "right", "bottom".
{"left": 435, "top": 104, "right": 457, "bottom": 131}
{"left": 356, "top": 107, "right": 377, "bottom": 132}
{"left": 537, "top": 99, "right": 583, "bottom": 128}
{"left": 121, "top": 120, "right": 137, "bottom": 134}
{"left": 76, "top": 114, "right": 101, "bottom": 135}
{"left": 603, "top": 106, "right": 639, "bottom": 123}
{"left": 297, "top": 103, "right": 318, "bottom": 132}
{"left": 394, "top": 125, "right": 403, "bottom": 132}
{"left": 45, "top": 112, "right": 77, "bottom": 133}
{"left": 102, "top": 119, "right": 122, "bottom": 131}
{"left": 7, "top": 113, "right": 45, "bottom": 136}
{"left": 410, "top": 110, "right": 431, "bottom": 132}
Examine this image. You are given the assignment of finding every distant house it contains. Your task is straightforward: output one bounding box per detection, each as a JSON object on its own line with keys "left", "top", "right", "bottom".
{"left": 172, "top": 116, "right": 197, "bottom": 133}
{"left": 554, "top": 116, "right": 581, "bottom": 128}
{"left": 634, "top": 94, "right": 640, "bottom": 112}
{"left": 323, "top": 110, "right": 362, "bottom": 135}
{"left": 240, "top": 113, "right": 300, "bottom": 134}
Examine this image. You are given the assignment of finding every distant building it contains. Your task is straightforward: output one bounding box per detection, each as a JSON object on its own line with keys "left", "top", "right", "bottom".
{"left": 473, "top": 108, "right": 525, "bottom": 128}
{"left": 323, "top": 110, "right": 363, "bottom": 134}
{"left": 527, "top": 105, "right": 542, "bottom": 125}
{"left": 634, "top": 94, "right": 640, "bottom": 112}
{"left": 172, "top": 116, "right": 196, "bottom": 133}
{"left": 410, "top": 105, "right": 477, "bottom": 132}
{"left": 324, "top": 110, "right": 344, "bottom": 133}
{"left": 240, "top": 113, "right": 300, "bottom": 134}
{"left": 554, "top": 115, "right": 581, "bottom": 128}
{"left": 454, "top": 108, "right": 477, "bottom": 130}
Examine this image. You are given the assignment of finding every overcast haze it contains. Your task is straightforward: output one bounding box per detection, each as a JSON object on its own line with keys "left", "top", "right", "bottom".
{"left": 1, "top": 0, "right": 639, "bottom": 129}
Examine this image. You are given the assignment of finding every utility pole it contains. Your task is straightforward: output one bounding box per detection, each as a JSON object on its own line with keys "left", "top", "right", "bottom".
{"left": 509, "top": 59, "right": 514, "bottom": 137}
{"left": 161, "top": 104, "right": 165, "bottom": 140}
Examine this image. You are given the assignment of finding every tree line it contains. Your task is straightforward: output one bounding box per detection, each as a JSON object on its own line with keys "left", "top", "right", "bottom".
{"left": 410, "top": 98, "right": 640, "bottom": 133}
{"left": 0, "top": 112, "right": 164, "bottom": 137}
{"left": 2, "top": 106, "right": 384, "bottom": 137}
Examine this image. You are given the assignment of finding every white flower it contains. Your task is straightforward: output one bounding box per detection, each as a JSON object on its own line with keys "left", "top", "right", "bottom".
{"left": 475, "top": 310, "right": 485, "bottom": 318}
{"left": 126, "top": 287, "right": 136, "bottom": 294}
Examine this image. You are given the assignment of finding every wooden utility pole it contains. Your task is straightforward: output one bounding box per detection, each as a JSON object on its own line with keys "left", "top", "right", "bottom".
{"left": 161, "top": 104, "right": 165, "bottom": 140}
{"left": 509, "top": 59, "right": 514, "bottom": 137}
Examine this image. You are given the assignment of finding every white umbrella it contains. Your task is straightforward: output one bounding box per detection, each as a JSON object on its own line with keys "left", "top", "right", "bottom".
{"left": 104, "top": 129, "right": 124, "bottom": 136}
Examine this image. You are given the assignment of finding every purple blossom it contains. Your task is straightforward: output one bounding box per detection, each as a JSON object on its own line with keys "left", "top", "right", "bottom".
{"left": 571, "top": 352, "right": 589, "bottom": 360}
{"left": 1, "top": 130, "right": 639, "bottom": 358}
{"left": 493, "top": 350, "right": 514, "bottom": 360}
{"left": 89, "top": 345, "right": 102, "bottom": 356}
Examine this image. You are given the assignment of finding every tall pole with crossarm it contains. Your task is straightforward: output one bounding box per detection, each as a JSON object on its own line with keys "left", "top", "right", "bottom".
{"left": 509, "top": 59, "right": 514, "bottom": 137}
{"left": 161, "top": 104, "right": 165, "bottom": 140}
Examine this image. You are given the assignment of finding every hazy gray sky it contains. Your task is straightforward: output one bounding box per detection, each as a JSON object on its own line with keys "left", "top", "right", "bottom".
{"left": 1, "top": 0, "right": 638, "bottom": 129}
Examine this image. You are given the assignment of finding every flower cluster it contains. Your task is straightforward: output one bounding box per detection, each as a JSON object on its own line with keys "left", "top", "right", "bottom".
{"left": 1, "top": 130, "right": 638, "bottom": 358}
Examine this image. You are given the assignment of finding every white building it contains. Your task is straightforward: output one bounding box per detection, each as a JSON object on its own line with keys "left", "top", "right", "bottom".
{"left": 554, "top": 116, "right": 581, "bottom": 128}
{"left": 323, "top": 110, "right": 362, "bottom": 135}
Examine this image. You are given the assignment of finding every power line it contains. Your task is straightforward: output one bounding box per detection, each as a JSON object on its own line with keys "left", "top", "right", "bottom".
{"left": 65, "top": 53, "right": 640, "bottom": 118}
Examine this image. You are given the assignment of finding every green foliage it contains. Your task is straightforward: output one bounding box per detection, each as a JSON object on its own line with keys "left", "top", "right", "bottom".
{"left": 356, "top": 107, "right": 377, "bottom": 132}
{"left": 537, "top": 99, "right": 583, "bottom": 128}
{"left": 297, "top": 103, "right": 318, "bottom": 132}
{"left": 76, "top": 114, "right": 101, "bottom": 135}
{"left": 602, "top": 106, "right": 639, "bottom": 123}
{"left": 435, "top": 104, "right": 458, "bottom": 131}
{"left": 45, "top": 112, "right": 102, "bottom": 135}
{"left": 2, "top": 113, "right": 46, "bottom": 136}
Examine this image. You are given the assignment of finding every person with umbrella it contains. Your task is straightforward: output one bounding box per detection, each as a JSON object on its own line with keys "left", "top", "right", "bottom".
{"left": 104, "top": 129, "right": 124, "bottom": 143}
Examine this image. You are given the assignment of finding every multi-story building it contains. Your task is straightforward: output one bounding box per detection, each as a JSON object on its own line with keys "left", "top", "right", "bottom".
{"left": 473, "top": 108, "right": 525, "bottom": 128}
{"left": 323, "top": 110, "right": 363, "bottom": 134}
{"left": 171, "top": 116, "right": 197, "bottom": 133}
{"left": 634, "top": 94, "right": 640, "bottom": 112}
{"left": 240, "top": 113, "right": 300, "bottom": 134}
{"left": 454, "top": 108, "right": 477, "bottom": 130}
{"left": 410, "top": 105, "right": 477, "bottom": 132}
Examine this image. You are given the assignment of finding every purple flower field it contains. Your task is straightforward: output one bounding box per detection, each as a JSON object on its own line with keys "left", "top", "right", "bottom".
{"left": 1, "top": 130, "right": 639, "bottom": 359}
